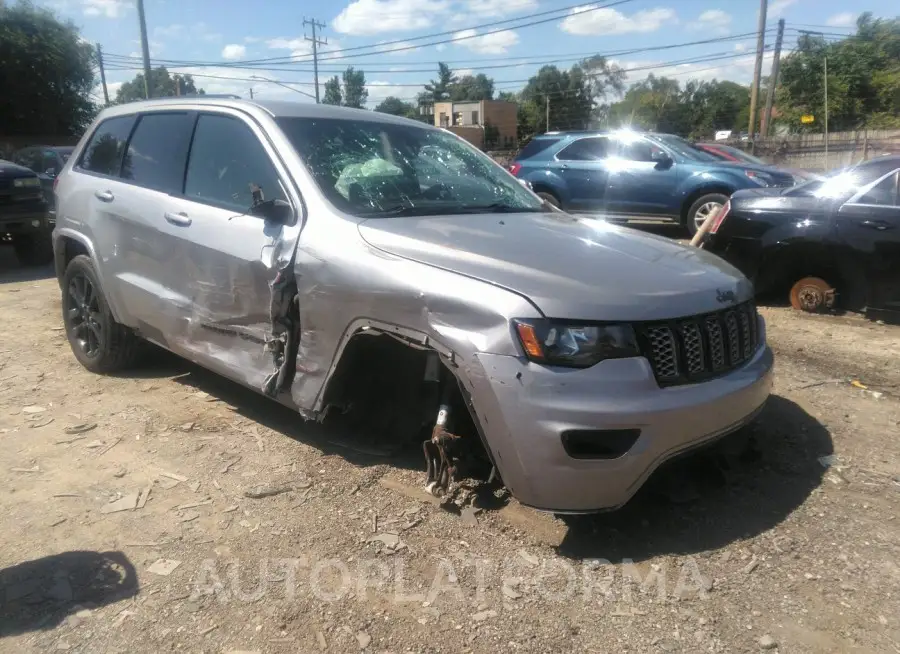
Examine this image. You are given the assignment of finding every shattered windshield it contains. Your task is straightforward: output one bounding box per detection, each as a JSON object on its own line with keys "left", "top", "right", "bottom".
{"left": 277, "top": 117, "right": 545, "bottom": 217}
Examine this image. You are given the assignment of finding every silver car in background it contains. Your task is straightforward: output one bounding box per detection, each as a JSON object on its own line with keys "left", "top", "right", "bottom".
{"left": 52, "top": 98, "right": 773, "bottom": 513}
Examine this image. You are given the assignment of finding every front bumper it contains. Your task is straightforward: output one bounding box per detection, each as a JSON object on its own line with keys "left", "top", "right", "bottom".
{"left": 1, "top": 210, "right": 52, "bottom": 235}
{"left": 467, "top": 318, "right": 774, "bottom": 513}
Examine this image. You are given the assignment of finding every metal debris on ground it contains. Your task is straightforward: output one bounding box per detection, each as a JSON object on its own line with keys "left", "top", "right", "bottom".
{"left": 222, "top": 505, "right": 238, "bottom": 513}
{"left": 160, "top": 471, "right": 189, "bottom": 482}
{"left": 198, "top": 624, "right": 218, "bottom": 636}
{"left": 472, "top": 609, "right": 498, "bottom": 622}
{"left": 181, "top": 422, "right": 195, "bottom": 432}
{"left": 743, "top": 557, "right": 760, "bottom": 574}
{"left": 367, "top": 532, "right": 407, "bottom": 552}
{"left": 758, "top": 634, "right": 777, "bottom": 649}
{"left": 243, "top": 484, "right": 292, "bottom": 499}
{"left": 189, "top": 480, "right": 201, "bottom": 492}
{"left": 179, "top": 511, "right": 200, "bottom": 522}
{"left": 113, "top": 468, "right": 127, "bottom": 478}
{"left": 85, "top": 440, "right": 104, "bottom": 449}
{"left": 22, "top": 405, "right": 47, "bottom": 414}
{"left": 517, "top": 550, "right": 539, "bottom": 567}
{"left": 64, "top": 423, "right": 97, "bottom": 435}
{"left": 850, "top": 380, "right": 868, "bottom": 390}
{"left": 147, "top": 558, "right": 182, "bottom": 576}
{"left": 100, "top": 492, "right": 140, "bottom": 514}
{"left": 460, "top": 506, "right": 479, "bottom": 528}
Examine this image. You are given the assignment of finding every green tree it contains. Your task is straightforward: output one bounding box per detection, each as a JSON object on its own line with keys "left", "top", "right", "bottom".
{"left": 0, "top": 1, "right": 96, "bottom": 136}
{"left": 374, "top": 96, "right": 417, "bottom": 118}
{"left": 341, "top": 66, "right": 368, "bottom": 109}
{"left": 449, "top": 73, "right": 494, "bottom": 101}
{"left": 422, "top": 62, "right": 457, "bottom": 103}
{"left": 116, "top": 66, "right": 203, "bottom": 103}
{"left": 776, "top": 13, "right": 900, "bottom": 131}
{"left": 322, "top": 76, "right": 342, "bottom": 106}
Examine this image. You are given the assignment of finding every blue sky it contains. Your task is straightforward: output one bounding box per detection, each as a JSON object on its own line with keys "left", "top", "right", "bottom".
{"left": 40, "top": 0, "right": 897, "bottom": 106}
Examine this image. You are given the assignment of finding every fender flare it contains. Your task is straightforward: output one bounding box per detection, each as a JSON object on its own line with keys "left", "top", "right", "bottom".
{"left": 52, "top": 228, "right": 125, "bottom": 323}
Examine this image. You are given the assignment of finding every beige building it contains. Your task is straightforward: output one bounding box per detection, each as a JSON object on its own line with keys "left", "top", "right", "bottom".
{"left": 430, "top": 100, "right": 517, "bottom": 150}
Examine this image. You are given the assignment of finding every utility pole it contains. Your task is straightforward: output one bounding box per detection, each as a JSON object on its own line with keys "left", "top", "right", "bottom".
{"left": 175, "top": 76, "right": 181, "bottom": 96}
{"left": 824, "top": 55, "right": 829, "bottom": 168}
{"left": 136, "top": 0, "right": 153, "bottom": 99}
{"left": 249, "top": 87, "right": 254, "bottom": 99}
{"left": 303, "top": 18, "right": 327, "bottom": 103}
{"left": 748, "top": 0, "right": 768, "bottom": 153}
{"left": 545, "top": 95, "right": 550, "bottom": 132}
{"left": 762, "top": 18, "right": 784, "bottom": 138}
{"left": 96, "top": 44, "right": 110, "bottom": 106}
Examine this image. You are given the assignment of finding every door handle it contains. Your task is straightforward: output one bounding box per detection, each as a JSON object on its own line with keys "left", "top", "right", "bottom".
{"left": 94, "top": 190, "right": 114, "bottom": 203}
{"left": 164, "top": 211, "right": 192, "bottom": 226}
{"left": 861, "top": 219, "right": 894, "bottom": 231}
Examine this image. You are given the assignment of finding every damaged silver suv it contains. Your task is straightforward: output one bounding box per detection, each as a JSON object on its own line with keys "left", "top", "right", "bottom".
{"left": 52, "top": 98, "right": 773, "bottom": 513}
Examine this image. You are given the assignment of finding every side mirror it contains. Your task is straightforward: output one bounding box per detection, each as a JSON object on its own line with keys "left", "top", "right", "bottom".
{"left": 44, "top": 168, "right": 57, "bottom": 178}
{"left": 652, "top": 151, "right": 673, "bottom": 168}
{"left": 250, "top": 198, "right": 293, "bottom": 224}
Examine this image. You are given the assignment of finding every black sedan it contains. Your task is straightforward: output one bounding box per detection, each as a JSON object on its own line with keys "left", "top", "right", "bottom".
{"left": 703, "top": 155, "right": 900, "bottom": 323}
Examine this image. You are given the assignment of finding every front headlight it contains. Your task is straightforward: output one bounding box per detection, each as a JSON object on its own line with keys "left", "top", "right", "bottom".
{"left": 13, "top": 177, "right": 41, "bottom": 188}
{"left": 514, "top": 319, "right": 639, "bottom": 368}
{"left": 744, "top": 170, "right": 774, "bottom": 186}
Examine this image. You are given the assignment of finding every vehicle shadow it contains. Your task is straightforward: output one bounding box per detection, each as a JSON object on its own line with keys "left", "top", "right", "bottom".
{"left": 555, "top": 395, "right": 831, "bottom": 562}
{"left": 0, "top": 550, "right": 138, "bottom": 638}
{"left": 0, "top": 248, "right": 54, "bottom": 284}
{"left": 117, "top": 347, "right": 428, "bottom": 472}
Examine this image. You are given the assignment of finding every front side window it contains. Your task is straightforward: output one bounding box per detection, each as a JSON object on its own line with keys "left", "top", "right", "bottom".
{"left": 80, "top": 115, "right": 137, "bottom": 176}
{"left": 617, "top": 138, "right": 665, "bottom": 162}
{"left": 652, "top": 134, "right": 719, "bottom": 162}
{"left": 123, "top": 112, "right": 195, "bottom": 194}
{"left": 556, "top": 137, "right": 608, "bottom": 162}
{"left": 185, "top": 114, "right": 287, "bottom": 213}
{"left": 276, "top": 117, "right": 544, "bottom": 218}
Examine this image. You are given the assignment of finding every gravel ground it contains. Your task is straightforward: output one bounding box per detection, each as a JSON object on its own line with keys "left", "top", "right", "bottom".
{"left": 1, "top": 248, "right": 899, "bottom": 654}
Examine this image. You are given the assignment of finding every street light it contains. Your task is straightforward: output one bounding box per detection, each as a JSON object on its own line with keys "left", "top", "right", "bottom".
{"left": 249, "top": 75, "right": 317, "bottom": 101}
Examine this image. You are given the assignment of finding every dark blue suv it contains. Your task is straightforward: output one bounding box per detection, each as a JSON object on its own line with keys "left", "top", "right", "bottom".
{"left": 509, "top": 130, "right": 796, "bottom": 235}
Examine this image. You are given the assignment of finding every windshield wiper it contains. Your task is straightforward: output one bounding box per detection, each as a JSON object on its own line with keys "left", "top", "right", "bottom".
{"left": 456, "top": 202, "right": 542, "bottom": 214}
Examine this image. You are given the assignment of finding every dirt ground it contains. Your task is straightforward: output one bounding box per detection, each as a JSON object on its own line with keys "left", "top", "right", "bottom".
{"left": 1, "top": 246, "right": 899, "bottom": 654}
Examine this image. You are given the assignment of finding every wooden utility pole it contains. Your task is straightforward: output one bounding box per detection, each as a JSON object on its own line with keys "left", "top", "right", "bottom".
{"left": 136, "top": 0, "right": 153, "bottom": 99}
{"left": 748, "top": 0, "right": 768, "bottom": 153}
{"left": 545, "top": 95, "right": 550, "bottom": 132}
{"left": 303, "top": 18, "right": 327, "bottom": 103}
{"left": 96, "top": 44, "right": 110, "bottom": 106}
{"left": 762, "top": 18, "right": 784, "bottom": 138}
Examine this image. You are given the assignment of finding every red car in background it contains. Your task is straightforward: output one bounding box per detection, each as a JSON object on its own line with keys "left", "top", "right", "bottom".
{"left": 694, "top": 142, "right": 821, "bottom": 185}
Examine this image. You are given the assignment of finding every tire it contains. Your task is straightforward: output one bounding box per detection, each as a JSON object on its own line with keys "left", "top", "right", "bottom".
{"left": 536, "top": 191, "right": 560, "bottom": 208}
{"left": 12, "top": 231, "right": 54, "bottom": 267}
{"left": 62, "top": 255, "right": 142, "bottom": 373}
{"left": 685, "top": 193, "right": 729, "bottom": 237}
{"left": 789, "top": 276, "right": 834, "bottom": 313}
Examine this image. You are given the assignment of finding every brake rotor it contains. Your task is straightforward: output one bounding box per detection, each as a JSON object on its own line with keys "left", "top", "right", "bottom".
{"left": 789, "top": 277, "right": 835, "bottom": 313}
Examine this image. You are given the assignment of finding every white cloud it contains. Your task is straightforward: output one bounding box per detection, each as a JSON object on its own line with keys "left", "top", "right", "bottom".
{"left": 129, "top": 38, "right": 162, "bottom": 56}
{"left": 463, "top": 0, "right": 537, "bottom": 18}
{"left": 734, "top": 43, "right": 747, "bottom": 52}
{"left": 615, "top": 51, "right": 775, "bottom": 88}
{"left": 82, "top": 0, "right": 129, "bottom": 18}
{"left": 561, "top": 6, "right": 677, "bottom": 36}
{"left": 452, "top": 29, "right": 519, "bottom": 54}
{"left": 244, "top": 36, "right": 261, "bottom": 44}
{"left": 826, "top": 12, "right": 856, "bottom": 28}
{"left": 693, "top": 10, "right": 731, "bottom": 35}
{"left": 453, "top": 68, "right": 475, "bottom": 78}
{"left": 333, "top": 0, "right": 450, "bottom": 35}
{"left": 193, "top": 22, "right": 223, "bottom": 43}
{"left": 267, "top": 36, "right": 341, "bottom": 61}
{"left": 221, "top": 44, "right": 247, "bottom": 60}
{"left": 768, "top": 0, "right": 798, "bottom": 18}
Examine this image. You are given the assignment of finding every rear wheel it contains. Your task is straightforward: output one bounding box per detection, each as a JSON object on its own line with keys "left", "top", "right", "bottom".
{"left": 12, "top": 231, "right": 54, "bottom": 266}
{"left": 789, "top": 276, "right": 834, "bottom": 313}
{"left": 62, "top": 255, "right": 142, "bottom": 373}
{"left": 536, "top": 191, "right": 560, "bottom": 208}
{"left": 685, "top": 193, "right": 729, "bottom": 237}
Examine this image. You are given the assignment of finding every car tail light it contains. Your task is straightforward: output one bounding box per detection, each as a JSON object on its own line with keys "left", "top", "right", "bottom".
{"left": 508, "top": 162, "right": 522, "bottom": 176}
{"left": 709, "top": 200, "right": 730, "bottom": 234}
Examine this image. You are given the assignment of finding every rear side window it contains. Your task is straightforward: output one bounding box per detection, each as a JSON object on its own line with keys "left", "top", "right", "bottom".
{"left": 80, "top": 115, "right": 136, "bottom": 176}
{"left": 122, "top": 112, "right": 195, "bottom": 193}
{"left": 184, "top": 114, "right": 287, "bottom": 213}
{"left": 557, "top": 137, "right": 608, "bottom": 161}
{"left": 516, "top": 137, "right": 563, "bottom": 160}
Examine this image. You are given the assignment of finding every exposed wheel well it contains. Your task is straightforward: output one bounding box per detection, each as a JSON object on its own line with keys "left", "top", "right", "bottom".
{"left": 761, "top": 245, "right": 864, "bottom": 310}
{"left": 529, "top": 182, "right": 559, "bottom": 201}
{"left": 55, "top": 236, "right": 90, "bottom": 284}
{"left": 680, "top": 187, "right": 733, "bottom": 224}
{"left": 318, "top": 332, "right": 491, "bottom": 475}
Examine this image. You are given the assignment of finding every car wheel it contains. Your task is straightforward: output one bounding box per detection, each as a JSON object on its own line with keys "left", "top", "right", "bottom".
{"left": 62, "top": 255, "right": 142, "bottom": 373}
{"left": 686, "top": 193, "right": 729, "bottom": 237}
{"left": 536, "top": 191, "right": 560, "bottom": 208}
{"left": 789, "top": 276, "right": 835, "bottom": 313}
{"left": 12, "top": 231, "right": 54, "bottom": 267}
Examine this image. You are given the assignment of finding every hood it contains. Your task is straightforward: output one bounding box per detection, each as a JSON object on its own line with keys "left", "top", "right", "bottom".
{"left": 0, "top": 160, "right": 37, "bottom": 178}
{"left": 731, "top": 186, "right": 834, "bottom": 213}
{"left": 358, "top": 212, "right": 753, "bottom": 322}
